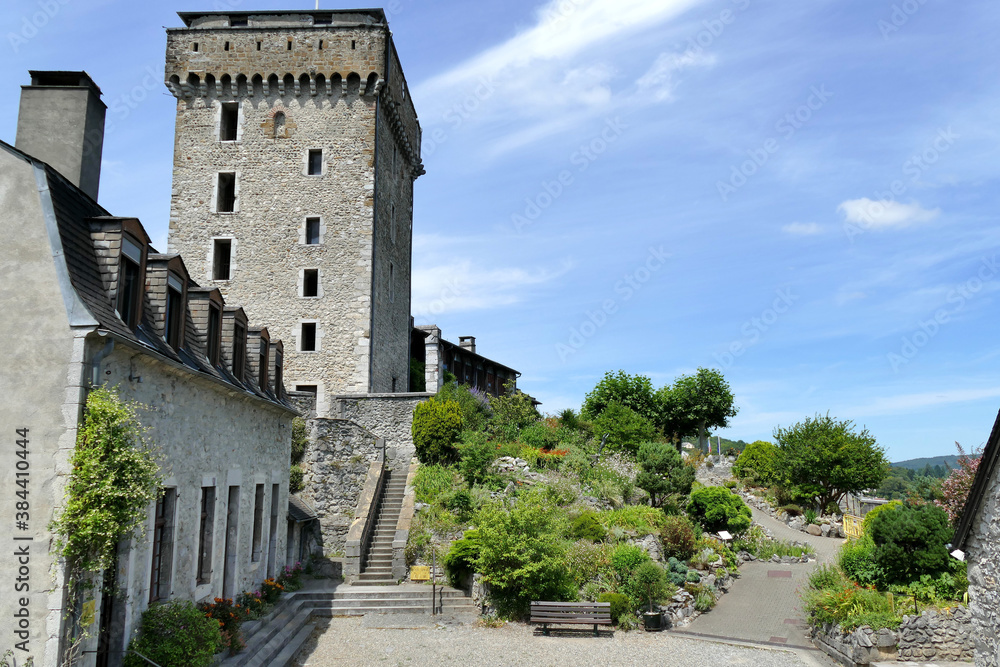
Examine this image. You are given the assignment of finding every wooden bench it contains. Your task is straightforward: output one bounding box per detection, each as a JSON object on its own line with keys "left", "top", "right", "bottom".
{"left": 529, "top": 601, "right": 612, "bottom": 636}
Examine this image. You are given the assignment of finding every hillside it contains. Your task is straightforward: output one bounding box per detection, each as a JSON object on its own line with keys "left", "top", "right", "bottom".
{"left": 891, "top": 455, "right": 961, "bottom": 471}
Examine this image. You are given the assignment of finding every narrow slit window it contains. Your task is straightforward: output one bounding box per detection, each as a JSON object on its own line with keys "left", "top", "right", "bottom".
{"left": 224, "top": 41, "right": 230, "bottom": 51}
{"left": 193, "top": 42, "right": 199, "bottom": 52}
{"left": 287, "top": 40, "right": 293, "bottom": 51}
{"left": 274, "top": 349, "right": 283, "bottom": 397}
{"left": 351, "top": 40, "right": 356, "bottom": 50}
{"left": 251, "top": 484, "right": 264, "bottom": 562}
{"left": 301, "top": 323, "right": 317, "bottom": 351}
{"left": 319, "top": 39, "right": 324, "bottom": 50}
{"left": 213, "top": 239, "right": 232, "bottom": 280}
{"left": 390, "top": 204, "right": 396, "bottom": 243}
{"left": 302, "top": 269, "right": 319, "bottom": 297}
{"left": 216, "top": 172, "right": 236, "bottom": 212}
{"left": 307, "top": 149, "right": 323, "bottom": 176}
{"left": 305, "top": 217, "right": 321, "bottom": 245}
{"left": 259, "top": 338, "right": 269, "bottom": 389}
{"left": 256, "top": 41, "right": 262, "bottom": 51}
{"left": 389, "top": 262, "right": 395, "bottom": 303}
{"left": 149, "top": 488, "right": 176, "bottom": 602}
{"left": 220, "top": 102, "right": 238, "bottom": 141}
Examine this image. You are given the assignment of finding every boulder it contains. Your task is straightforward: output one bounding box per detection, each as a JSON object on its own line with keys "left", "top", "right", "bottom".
{"left": 820, "top": 524, "right": 831, "bottom": 537}
{"left": 806, "top": 524, "right": 823, "bottom": 536}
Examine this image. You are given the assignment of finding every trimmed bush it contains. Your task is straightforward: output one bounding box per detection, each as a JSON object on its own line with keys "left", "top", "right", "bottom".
{"left": 570, "top": 511, "right": 607, "bottom": 542}
{"left": 868, "top": 502, "right": 952, "bottom": 584}
{"left": 838, "top": 535, "right": 885, "bottom": 587}
{"left": 124, "top": 600, "right": 222, "bottom": 667}
{"left": 412, "top": 398, "right": 463, "bottom": 464}
{"left": 732, "top": 440, "right": 779, "bottom": 485}
{"left": 597, "top": 592, "right": 631, "bottom": 624}
{"left": 687, "top": 486, "right": 752, "bottom": 534}
{"left": 660, "top": 515, "right": 699, "bottom": 561}
{"left": 633, "top": 561, "right": 671, "bottom": 612}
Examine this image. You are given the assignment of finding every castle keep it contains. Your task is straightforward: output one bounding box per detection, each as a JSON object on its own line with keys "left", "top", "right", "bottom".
{"left": 165, "top": 10, "right": 423, "bottom": 412}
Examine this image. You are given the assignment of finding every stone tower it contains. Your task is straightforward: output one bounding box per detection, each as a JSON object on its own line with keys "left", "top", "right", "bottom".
{"left": 164, "top": 10, "right": 422, "bottom": 412}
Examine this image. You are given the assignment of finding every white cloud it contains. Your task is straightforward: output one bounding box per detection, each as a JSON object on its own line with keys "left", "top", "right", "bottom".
{"left": 411, "top": 259, "right": 572, "bottom": 319}
{"left": 781, "top": 221, "right": 823, "bottom": 235}
{"left": 847, "top": 387, "right": 1000, "bottom": 418}
{"left": 413, "top": 0, "right": 709, "bottom": 153}
{"left": 636, "top": 50, "right": 714, "bottom": 102}
{"left": 838, "top": 198, "right": 940, "bottom": 229}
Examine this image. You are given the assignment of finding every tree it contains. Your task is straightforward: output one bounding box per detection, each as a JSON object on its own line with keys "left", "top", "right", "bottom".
{"left": 581, "top": 370, "right": 658, "bottom": 422}
{"left": 590, "top": 401, "right": 657, "bottom": 455}
{"left": 935, "top": 442, "right": 982, "bottom": 524}
{"left": 635, "top": 441, "right": 695, "bottom": 507}
{"left": 868, "top": 502, "right": 952, "bottom": 584}
{"left": 658, "top": 368, "right": 737, "bottom": 452}
{"left": 773, "top": 413, "right": 889, "bottom": 510}
{"left": 731, "top": 440, "right": 779, "bottom": 486}
{"left": 687, "top": 486, "right": 752, "bottom": 534}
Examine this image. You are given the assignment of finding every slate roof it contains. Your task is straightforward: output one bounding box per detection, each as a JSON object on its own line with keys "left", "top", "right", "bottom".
{"left": 954, "top": 408, "right": 1000, "bottom": 549}
{"left": 288, "top": 495, "right": 319, "bottom": 522}
{"left": 1, "top": 139, "right": 294, "bottom": 412}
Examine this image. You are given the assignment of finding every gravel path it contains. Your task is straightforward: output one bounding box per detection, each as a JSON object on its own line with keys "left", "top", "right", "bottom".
{"left": 292, "top": 616, "right": 824, "bottom": 667}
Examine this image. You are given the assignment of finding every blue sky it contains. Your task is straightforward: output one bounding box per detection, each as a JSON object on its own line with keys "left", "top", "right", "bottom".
{"left": 3, "top": 0, "right": 998, "bottom": 461}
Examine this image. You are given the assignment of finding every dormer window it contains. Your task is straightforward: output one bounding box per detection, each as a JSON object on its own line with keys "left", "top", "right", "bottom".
{"left": 117, "top": 237, "right": 143, "bottom": 328}
{"left": 273, "top": 348, "right": 283, "bottom": 397}
{"left": 165, "top": 274, "right": 185, "bottom": 349}
{"left": 232, "top": 320, "right": 246, "bottom": 381}
{"left": 207, "top": 303, "right": 222, "bottom": 365}
{"left": 259, "top": 338, "right": 269, "bottom": 390}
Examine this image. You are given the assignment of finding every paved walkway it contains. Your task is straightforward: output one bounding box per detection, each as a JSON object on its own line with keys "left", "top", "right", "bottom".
{"left": 675, "top": 507, "right": 842, "bottom": 651}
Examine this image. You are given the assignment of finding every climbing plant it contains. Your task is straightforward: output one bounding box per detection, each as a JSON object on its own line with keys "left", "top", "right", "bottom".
{"left": 50, "top": 386, "right": 161, "bottom": 664}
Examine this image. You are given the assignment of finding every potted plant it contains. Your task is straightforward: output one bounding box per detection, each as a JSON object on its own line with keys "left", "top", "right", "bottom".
{"left": 634, "top": 561, "right": 668, "bottom": 631}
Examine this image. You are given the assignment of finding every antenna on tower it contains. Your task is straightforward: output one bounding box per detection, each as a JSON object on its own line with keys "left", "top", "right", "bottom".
{"left": 315, "top": 0, "right": 320, "bottom": 9}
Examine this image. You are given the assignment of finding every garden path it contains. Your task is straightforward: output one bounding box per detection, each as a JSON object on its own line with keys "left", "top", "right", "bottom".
{"left": 673, "top": 507, "right": 842, "bottom": 652}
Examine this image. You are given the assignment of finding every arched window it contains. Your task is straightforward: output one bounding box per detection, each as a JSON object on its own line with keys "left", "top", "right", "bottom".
{"left": 273, "top": 111, "right": 285, "bottom": 138}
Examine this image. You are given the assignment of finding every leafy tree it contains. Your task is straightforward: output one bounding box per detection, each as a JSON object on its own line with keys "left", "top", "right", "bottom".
{"left": 687, "top": 486, "right": 752, "bottom": 534}
{"left": 411, "top": 398, "right": 463, "bottom": 464}
{"left": 773, "top": 413, "right": 889, "bottom": 510}
{"left": 635, "top": 441, "right": 695, "bottom": 507}
{"left": 581, "top": 370, "right": 658, "bottom": 422}
{"left": 474, "top": 490, "right": 576, "bottom": 618}
{"left": 935, "top": 442, "right": 982, "bottom": 524}
{"left": 633, "top": 561, "right": 672, "bottom": 613}
{"left": 731, "top": 440, "right": 779, "bottom": 486}
{"left": 658, "top": 368, "right": 737, "bottom": 452}
{"left": 591, "top": 402, "right": 657, "bottom": 455}
{"left": 868, "top": 503, "right": 952, "bottom": 584}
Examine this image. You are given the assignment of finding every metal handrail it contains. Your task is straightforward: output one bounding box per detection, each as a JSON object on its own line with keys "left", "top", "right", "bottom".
{"left": 125, "top": 649, "right": 163, "bottom": 667}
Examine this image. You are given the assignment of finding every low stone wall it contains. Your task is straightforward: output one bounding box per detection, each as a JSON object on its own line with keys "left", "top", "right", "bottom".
{"left": 299, "top": 418, "right": 382, "bottom": 556}
{"left": 812, "top": 607, "right": 975, "bottom": 666}
{"left": 333, "top": 392, "right": 432, "bottom": 464}
{"left": 740, "top": 490, "right": 846, "bottom": 538}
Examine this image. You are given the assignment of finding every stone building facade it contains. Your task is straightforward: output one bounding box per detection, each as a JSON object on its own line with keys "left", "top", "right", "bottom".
{"left": 955, "top": 409, "right": 1000, "bottom": 667}
{"left": 0, "top": 71, "right": 297, "bottom": 667}
{"left": 164, "top": 10, "right": 423, "bottom": 414}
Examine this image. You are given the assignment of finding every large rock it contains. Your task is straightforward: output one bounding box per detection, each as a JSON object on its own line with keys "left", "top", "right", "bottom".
{"left": 806, "top": 524, "right": 823, "bottom": 536}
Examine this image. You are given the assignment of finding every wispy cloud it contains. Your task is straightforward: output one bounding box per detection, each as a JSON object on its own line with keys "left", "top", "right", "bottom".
{"left": 846, "top": 387, "right": 1000, "bottom": 417}
{"left": 838, "top": 198, "right": 940, "bottom": 229}
{"left": 782, "top": 221, "right": 823, "bottom": 236}
{"left": 412, "top": 259, "right": 573, "bottom": 319}
{"left": 413, "top": 0, "right": 709, "bottom": 154}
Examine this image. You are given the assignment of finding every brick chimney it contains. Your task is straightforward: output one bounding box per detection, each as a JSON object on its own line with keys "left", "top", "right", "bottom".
{"left": 459, "top": 336, "right": 476, "bottom": 354}
{"left": 15, "top": 70, "right": 106, "bottom": 200}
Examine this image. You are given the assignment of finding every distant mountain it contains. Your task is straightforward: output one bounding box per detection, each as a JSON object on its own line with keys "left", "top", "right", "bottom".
{"left": 892, "top": 455, "right": 961, "bottom": 471}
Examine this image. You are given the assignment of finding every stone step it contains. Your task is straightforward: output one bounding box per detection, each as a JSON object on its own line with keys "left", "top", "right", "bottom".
{"left": 322, "top": 590, "right": 469, "bottom": 600}
{"left": 218, "top": 603, "right": 310, "bottom": 667}
{"left": 266, "top": 621, "right": 316, "bottom": 667}
{"left": 313, "top": 603, "right": 478, "bottom": 617}
{"left": 242, "top": 609, "right": 313, "bottom": 667}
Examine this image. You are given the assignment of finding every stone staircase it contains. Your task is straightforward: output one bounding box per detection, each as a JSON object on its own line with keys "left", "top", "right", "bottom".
{"left": 216, "top": 582, "right": 476, "bottom": 667}
{"left": 355, "top": 468, "right": 407, "bottom": 585}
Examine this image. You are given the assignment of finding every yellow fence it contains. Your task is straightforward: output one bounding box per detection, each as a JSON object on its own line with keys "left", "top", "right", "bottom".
{"left": 843, "top": 514, "right": 863, "bottom": 539}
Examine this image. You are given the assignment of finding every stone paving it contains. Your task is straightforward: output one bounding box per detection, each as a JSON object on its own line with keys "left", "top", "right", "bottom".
{"left": 291, "top": 615, "right": 825, "bottom": 666}
{"left": 675, "top": 507, "right": 842, "bottom": 651}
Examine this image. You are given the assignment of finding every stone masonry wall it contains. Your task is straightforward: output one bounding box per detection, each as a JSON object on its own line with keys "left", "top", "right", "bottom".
{"left": 298, "top": 418, "right": 381, "bottom": 554}
{"left": 967, "top": 457, "right": 1000, "bottom": 667}
{"left": 333, "top": 393, "right": 432, "bottom": 464}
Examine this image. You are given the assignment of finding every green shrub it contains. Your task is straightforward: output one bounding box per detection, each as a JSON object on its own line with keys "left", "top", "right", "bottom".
{"left": 413, "top": 464, "right": 459, "bottom": 505}
{"left": 694, "top": 588, "right": 717, "bottom": 612}
{"left": 437, "top": 382, "right": 492, "bottom": 432}
{"left": 868, "top": 503, "right": 951, "bottom": 584}
{"left": 808, "top": 564, "right": 845, "bottom": 590}
{"left": 779, "top": 504, "right": 803, "bottom": 517}
{"left": 660, "top": 515, "right": 699, "bottom": 561}
{"left": 597, "top": 592, "right": 631, "bottom": 624}
{"left": 591, "top": 402, "right": 657, "bottom": 456}
{"left": 519, "top": 422, "right": 561, "bottom": 451}
{"left": 570, "top": 511, "right": 607, "bottom": 541}
{"left": 825, "top": 501, "right": 842, "bottom": 515}
{"left": 635, "top": 441, "right": 695, "bottom": 506}
{"left": 124, "top": 600, "right": 222, "bottom": 667}
{"left": 474, "top": 490, "right": 576, "bottom": 619}
{"left": 487, "top": 382, "right": 539, "bottom": 442}
{"left": 443, "top": 530, "right": 481, "bottom": 588}
{"left": 610, "top": 543, "right": 650, "bottom": 581}
{"left": 724, "top": 479, "right": 737, "bottom": 489}
{"left": 457, "top": 430, "right": 498, "bottom": 487}
{"left": 802, "top": 577, "right": 900, "bottom": 631}
{"left": 862, "top": 500, "right": 901, "bottom": 534}
{"left": 597, "top": 506, "right": 669, "bottom": 536}
{"left": 199, "top": 597, "right": 244, "bottom": 654}
{"left": 446, "top": 489, "right": 475, "bottom": 518}
{"left": 687, "top": 486, "right": 752, "bottom": 534}
{"left": 566, "top": 539, "right": 611, "bottom": 586}
{"left": 732, "top": 525, "right": 813, "bottom": 561}
{"left": 412, "top": 398, "right": 463, "bottom": 464}
{"left": 804, "top": 509, "right": 818, "bottom": 525}
{"left": 838, "top": 535, "right": 885, "bottom": 587}
{"left": 289, "top": 464, "right": 304, "bottom": 493}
